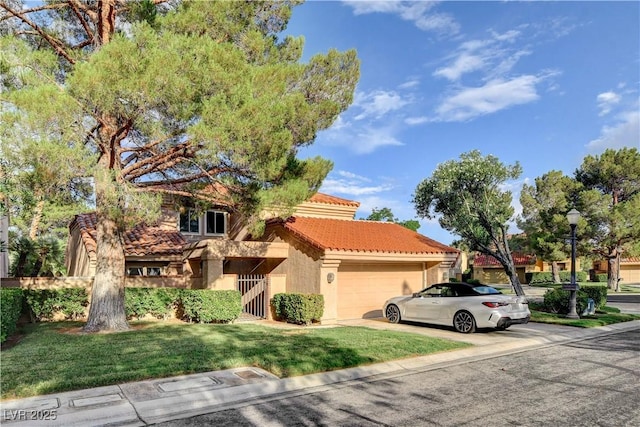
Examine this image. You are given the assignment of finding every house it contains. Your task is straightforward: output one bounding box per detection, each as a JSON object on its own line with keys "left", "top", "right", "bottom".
{"left": 592, "top": 258, "right": 640, "bottom": 284}
{"left": 65, "top": 193, "right": 459, "bottom": 323}
{"left": 473, "top": 252, "right": 581, "bottom": 285}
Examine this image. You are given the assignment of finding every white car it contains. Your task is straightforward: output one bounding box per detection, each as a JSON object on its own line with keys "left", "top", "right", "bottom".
{"left": 383, "top": 282, "right": 530, "bottom": 333}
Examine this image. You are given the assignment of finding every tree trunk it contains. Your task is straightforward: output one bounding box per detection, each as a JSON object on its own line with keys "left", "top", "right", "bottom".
{"left": 29, "top": 199, "right": 45, "bottom": 240}
{"left": 551, "top": 261, "right": 560, "bottom": 284}
{"left": 608, "top": 254, "right": 620, "bottom": 292}
{"left": 505, "top": 263, "right": 525, "bottom": 296}
{"left": 83, "top": 161, "right": 129, "bottom": 332}
{"left": 83, "top": 213, "right": 129, "bottom": 332}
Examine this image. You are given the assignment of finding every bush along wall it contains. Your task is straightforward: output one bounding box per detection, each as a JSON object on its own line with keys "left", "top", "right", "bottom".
{"left": 180, "top": 289, "right": 242, "bottom": 323}
{"left": 23, "top": 288, "right": 89, "bottom": 321}
{"left": 272, "top": 293, "right": 324, "bottom": 325}
{"left": 125, "top": 288, "right": 183, "bottom": 320}
{"left": 528, "top": 271, "right": 588, "bottom": 284}
{"left": 1, "top": 288, "right": 24, "bottom": 343}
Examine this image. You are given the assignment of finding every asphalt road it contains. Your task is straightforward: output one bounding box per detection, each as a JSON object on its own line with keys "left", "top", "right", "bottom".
{"left": 154, "top": 329, "right": 640, "bottom": 427}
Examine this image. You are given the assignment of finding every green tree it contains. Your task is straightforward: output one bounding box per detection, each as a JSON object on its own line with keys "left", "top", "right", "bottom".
{"left": 575, "top": 147, "right": 640, "bottom": 291}
{"left": 1, "top": 0, "right": 359, "bottom": 331}
{"left": 413, "top": 150, "right": 525, "bottom": 295}
{"left": 362, "top": 207, "right": 420, "bottom": 231}
{"left": 518, "top": 171, "right": 583, "bottom": 284}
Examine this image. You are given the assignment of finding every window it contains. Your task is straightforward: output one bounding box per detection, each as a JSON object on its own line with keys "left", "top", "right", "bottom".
{"left": 180, "top": 209, "right": 200, "bottom": 234}
{"left": 205, "top": 211, "right": 226, "bottom": 235}
{"left": 179, "top": 208, "right": 226, "bottom": 235}
{"left": 126, "top": 266, "right": 164, "bottom": 276}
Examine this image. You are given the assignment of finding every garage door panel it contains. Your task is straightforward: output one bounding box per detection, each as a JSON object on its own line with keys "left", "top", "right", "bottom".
{"left": 337, "top": 263, "right": 424, "bottom": 320}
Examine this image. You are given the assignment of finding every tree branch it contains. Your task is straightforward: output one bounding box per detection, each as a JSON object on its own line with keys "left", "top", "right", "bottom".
{"left": 0, "top": 2, "right": 76, "bottom": 64}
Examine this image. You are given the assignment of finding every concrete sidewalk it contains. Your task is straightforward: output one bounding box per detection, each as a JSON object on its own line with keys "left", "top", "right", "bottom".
{"left": 2, "top": 319, "right": 639, "bottom": 427}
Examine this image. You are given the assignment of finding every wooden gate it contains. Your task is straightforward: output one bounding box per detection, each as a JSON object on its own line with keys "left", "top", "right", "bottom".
{"left": 237, "top": 274, "right": 268, "bottom": 318}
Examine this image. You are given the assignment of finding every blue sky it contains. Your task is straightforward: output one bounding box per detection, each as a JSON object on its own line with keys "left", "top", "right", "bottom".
{"left": 284, "top": 1, "right": 640, "bottom": 245}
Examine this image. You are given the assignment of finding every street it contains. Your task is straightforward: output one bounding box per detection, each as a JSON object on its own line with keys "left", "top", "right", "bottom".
{"left": 154, "top": 329, "right": 640, "bottom": 427}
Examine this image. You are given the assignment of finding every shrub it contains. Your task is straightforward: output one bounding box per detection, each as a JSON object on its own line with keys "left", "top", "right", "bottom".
{"left": 580, "top": 285, "right": 607, "bottom": 309}
{"left": 542, "top": 288, "right": 588, "bottom": 314}
{"left": 23, "top": 288, "right": 88, "bottom": 321}
{"left": 593, "top": 273, "right": 608, "bottom": 283}
{"left": 528, "top": 272, "right": 553, "bottom": 284}
{"left": 125, "top": 288, "right": 182, "bottom": 319}
{"left": 1, "top": 288, "right": 24, "bottom": 343}
{"left": 271, "top": 293, "right": 324, "bottom": 325}
{"left": 465, "top": 279, "right": 481, "bottom": 285}
{"left": 529, "top": 271, "right": 588, "bottom": 284}
{"left": 180, "top": 290, "right": 241, "bottom": 323}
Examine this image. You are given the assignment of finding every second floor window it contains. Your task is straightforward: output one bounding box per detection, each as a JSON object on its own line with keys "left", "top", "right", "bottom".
{"left": 206, "top": 211, "right": 225, "bottom": 235}
{"left": 179, "top": 208, "right": 226, "bottom": 235}
{"left": 179, "top": 209, "right": 200, "bottom": 234}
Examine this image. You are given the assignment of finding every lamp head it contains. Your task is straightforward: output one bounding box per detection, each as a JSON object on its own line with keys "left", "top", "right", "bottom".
{"left": 566, "top": 208, "right": 581, "bottom": 226}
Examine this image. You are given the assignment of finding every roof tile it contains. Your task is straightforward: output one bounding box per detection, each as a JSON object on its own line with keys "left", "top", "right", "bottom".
{"left": 474, "top": 252, "right": 536, "bottom": 267}
{"left": 308, "top": 193, "right": 360, "bottom": 207}
{"left": 280, "top": 217, "right": 458, "bottom": 254}
{"left": 73, "top": 213, "right": 186, "bottom": 257}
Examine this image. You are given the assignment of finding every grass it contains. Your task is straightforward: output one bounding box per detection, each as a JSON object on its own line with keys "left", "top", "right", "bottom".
{"left": 0, "top": 321, "right": 470, "bottom": 400}
{"left": 530, "top": 305, "right": 640, "bottom": 328}
{"left": 529, "top": 282, "right": 640, "bottom": 293}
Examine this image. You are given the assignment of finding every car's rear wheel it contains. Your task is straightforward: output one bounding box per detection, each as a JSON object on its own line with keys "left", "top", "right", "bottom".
{"left": 453, "top": 310, "right": 476, "bottom": 333}
{"left": 385, "top": 304, "right": 401, "bottom": 324}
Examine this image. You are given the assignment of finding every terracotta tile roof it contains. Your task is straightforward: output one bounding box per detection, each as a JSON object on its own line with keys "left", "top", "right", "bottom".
{"left": 622, "top": 257, "right": 640, "bottom": 264}
{"left": 278, "top": 216, "right": 458, "bottom": 254}
{"left": 474, "top": 252, "right": 536, "bottom": 267}
{"left": 73, "top": 213, "right": 186, "bottom": 258}
{"left": 309, "top": 193, "right": 360, "bottom": 207}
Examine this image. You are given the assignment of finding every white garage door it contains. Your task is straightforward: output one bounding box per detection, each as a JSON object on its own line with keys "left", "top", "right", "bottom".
{"left": 337, "top": 262, "right": 424, "bottom": 320}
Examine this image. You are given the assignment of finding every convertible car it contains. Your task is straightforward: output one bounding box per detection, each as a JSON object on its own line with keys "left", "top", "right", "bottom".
{"left": 383, "top": 282, "right": 530, "bottom": 333}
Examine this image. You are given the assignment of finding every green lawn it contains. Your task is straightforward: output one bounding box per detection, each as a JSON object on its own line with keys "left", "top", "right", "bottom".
{"left": 530, "top": 306, "right": 640, "bottom": 327}
{"left": 1, "top": 321, "right": 470, "bottom": 400}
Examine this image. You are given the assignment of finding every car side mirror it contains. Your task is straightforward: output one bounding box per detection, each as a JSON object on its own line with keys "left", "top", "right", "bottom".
{"left": 412, "top": 292, "right": 420, "bottom": 298}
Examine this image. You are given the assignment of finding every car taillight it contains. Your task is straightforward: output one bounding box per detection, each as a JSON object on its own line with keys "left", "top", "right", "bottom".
{"left": 482, "top": 301, "right": 509, "bottom": 308}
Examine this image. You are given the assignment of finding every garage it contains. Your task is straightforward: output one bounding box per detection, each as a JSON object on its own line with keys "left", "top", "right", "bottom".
{"left": 621, "top": 264, "right": 640, "bottom": 284}
{"left": 337, "top": 262, "right": 424, "bottom": 319}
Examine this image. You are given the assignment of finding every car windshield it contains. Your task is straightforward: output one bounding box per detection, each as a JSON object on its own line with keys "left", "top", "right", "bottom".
{"left": 473, "top": 286, "right": 502, "bottom": 295}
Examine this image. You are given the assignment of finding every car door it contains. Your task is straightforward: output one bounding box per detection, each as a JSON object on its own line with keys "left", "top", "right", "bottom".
{"left": 404, "top": 285, "right": 445, "bottom": 323}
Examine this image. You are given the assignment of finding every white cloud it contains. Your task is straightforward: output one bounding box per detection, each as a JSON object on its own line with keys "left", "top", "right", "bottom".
{"left": 353, "top": 125, "right": 404, "bottom": 154}
{"left": 433, "top": 53, "right": 485, "bottom": 81}
{"left": 596, "top": 91, "right": 621, "bottom": 116}
{"left": 434, "top": 75, "right": 541, "bottom": 122}
{"left": 404, "top": 116, "right": 429, "bottom": 125}
{"left": 587, "top": 109, "right": 640, "bottom": 152}
{"left": 321, "top": 171, "right": 393, "bottom": 196}
{"left": 399, "top": 78, "right": 420, "bottom": 89}
{"left": 433, "top": 30, "right": 528, "bottom": 82}
{"left": 342, "top": 0, "right": 459, "bottom": 35}
{"left": 354, "top": 90, "right": 410, "bottom": 120}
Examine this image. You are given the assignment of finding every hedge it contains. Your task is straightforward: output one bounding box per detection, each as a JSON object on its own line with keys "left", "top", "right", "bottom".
{"left": 272, "top": 293, "right": 324, "bottom": 325}
{"left": 528, "top": 271, "right": 588, "bottom": 284}
{"left": 1, "top": 288, "right": 24, "bottom": 343}
{"left": 23, "top": 288, "right": 88, "bottom": 321}
{"left": 125, "top": 288, "right": 182, "bottom": 319}
{"left": 180, "top": 289, "right": 242, "bottom": 323}
{"left": 542, "top": 288, "right": 589, "bottom": 314}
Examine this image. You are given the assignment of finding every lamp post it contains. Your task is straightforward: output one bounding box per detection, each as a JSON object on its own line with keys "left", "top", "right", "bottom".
{"left": 565, "top": 208, "right": 581, "bottom": 319}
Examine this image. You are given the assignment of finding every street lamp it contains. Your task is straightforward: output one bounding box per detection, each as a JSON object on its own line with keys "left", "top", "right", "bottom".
{"left": 565, "top": 208, "right": 581, "bottom": 319}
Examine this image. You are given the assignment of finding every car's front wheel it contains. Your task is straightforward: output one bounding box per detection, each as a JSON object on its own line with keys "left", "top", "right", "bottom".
{"left": 453, "top": 310, "right": 476, "bottom": 333}
{"left": 385, "top": 304, "right": 401, "bottom": 324}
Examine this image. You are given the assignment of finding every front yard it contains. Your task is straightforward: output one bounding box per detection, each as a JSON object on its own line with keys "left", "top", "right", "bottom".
{"left": 1, "top": 321, "right": 470, "bottom": 400}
